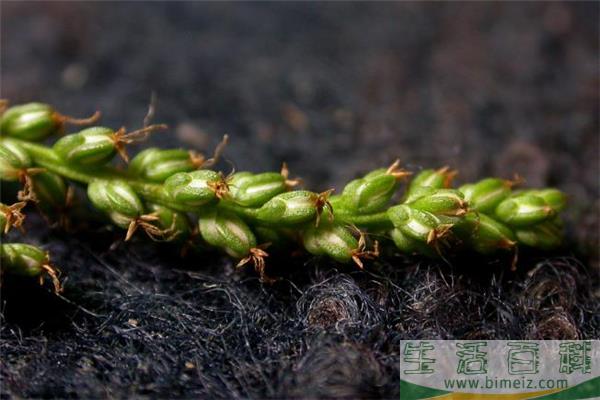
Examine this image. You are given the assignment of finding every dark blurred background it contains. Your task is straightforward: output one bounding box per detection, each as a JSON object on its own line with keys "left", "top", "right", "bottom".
{"left": 1, "top": 2, "right": 599, "bottom": 398}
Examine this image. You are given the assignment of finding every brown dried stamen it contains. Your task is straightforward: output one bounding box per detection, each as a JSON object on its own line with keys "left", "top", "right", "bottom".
{"left": 0, "top": 99, "right": 8, "bottom": 116}
{"left": 280, "top": 162, "right": 302, "bottom": 189}
{"left": 53, "top": 110, "right": 102, "bottom": 128}
{"left": 236, "top": 246, "right": 274, "bottom": 283}
{"left": 124, "top": 213, "right": 165, "bottom": 241}
{"left": 314, "top": 188, "right": 335, "bottom": 227}
{"left": 110, "top": 124, "right": 169, "bottom": 163}
{"left": 505, "top": 173, "right": 525, "bottom": 189}
{"left": 426, "top": 224, "right": 454, "bottom": 245}
{"left": 202, "top": 134, "right": 229, "bottom": 168}
{"left": 0, "top": 201, "right": 26, "bottom": 233}
{"left": 40, "top": 257, "right": 62, "bottom": 294}
{"left": 189, "top": 150, "right": 207, "bottom": 169}
{"left": 385, "top": 159, "right": 412, "bottom": 181}
{"left": 350, "top": 233, "right": 380, "bottom": 269}
{"left": 436, "top": 166, "right": 458, "bottom": 188}
{"left": 207, "top": 172, "right": 231, "bottom": 200}
{"left": 17, "top": 168, "right": 46, "bottom": 202}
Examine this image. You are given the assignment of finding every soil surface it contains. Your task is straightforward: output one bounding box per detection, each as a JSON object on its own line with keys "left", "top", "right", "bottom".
{"left": 1, "top": 2, "right": 599, "bottom": 399}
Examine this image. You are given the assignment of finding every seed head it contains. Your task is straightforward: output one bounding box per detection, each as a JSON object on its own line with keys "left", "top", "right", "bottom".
{"left": 257, "top": 190, "right": 334, "bottom": 227}
{"left": 129, "top": 148, "right": 197, "bottom": 182}
{"left": 459, "top": 177, "right": 517, "bottom": 213}
{"left": 198, "top": 209, "right": 258, "bottom": 259}
{"left": 0, "top": 102, "right": 100, "bottom": 142}
{"left": 164, "top": 170, "right": 221, "bottom": 208}
{"left": 0, "top": 138, "right": 32, "bottom": 181}
{"left": 495, "top": 193, "right": 556, "bottom": 227}
{"left": 228, "top": 171, "right": 289, "bottom": 207}
{"left": 0, "top": 243, "right": 62, "bottom": 293}
{"left": 453, "top": 212, "right": 516, "bottom": 254}
{"left": 409, "top": 188, "right": 468, "bottom": 219}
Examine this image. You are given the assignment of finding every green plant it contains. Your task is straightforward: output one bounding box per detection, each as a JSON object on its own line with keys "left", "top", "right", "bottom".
{"left": 0, "top": 101, "right": 568, "bottom": 283}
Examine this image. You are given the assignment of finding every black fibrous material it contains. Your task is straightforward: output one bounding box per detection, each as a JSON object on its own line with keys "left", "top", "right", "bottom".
{"left": 1, "top": 214, "right": 598, "bottom": 398}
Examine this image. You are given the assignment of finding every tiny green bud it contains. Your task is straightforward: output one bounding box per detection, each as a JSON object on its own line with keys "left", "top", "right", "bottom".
{"left": 0, "top": 102, "right": 100, "bottom": 141}
{"left": 54, "top": 124, "right": 167, "bottom": 165}
{"left": 457, "top": 183, "right": 475, "bottom": 200}
{"left": 303, "top": 223, "right": 378, "bottom": 267}
{"left": 0, "top": 103, "right": 55, "bottom": 141}
{"left": 495, "top": 194, "right": 555, "bottom": 227}
{"left": 387, "top": 204, "right": 452, "bottom": 244}
{"left": 515, "top": 221, "right": 562, "bottom": 250}
{"left": 339, "top": 160, "right": 410, "bottom": 214}
{"left": 0, "top": 243, "right": 61, "bottom": 292}
{"left": 129, "top": 148, "right": 199, "bottom": 182}
{"left": 53, "top": 127, "right": 116, "bottom": 165}
{"left": 256, "top": 190, "right": 333, "bottom": 226}
{"left": 146, "top": 203, "right": 191, "bottom": 242}
{"left": 406, "top": 166, "right": 456, "bottom": 201}
{"left": 533, "top": 189, "right": 567, "bottom": 213}
{"left": 390, "top": 228, "right": 436, "bottom": 257}
{"left": 198, "top": 209, "right": 257, "bottom": 259}
{"left": 409, "top": 188, "right": 467, "bottom": 218}
{"left": 460, "top": 178, "right": 514, "bottom": 213}
{"left": 303, "top": 223, "right": 358, "bottom": 263}
{"left": 454, "top": 212, "right": 516, "bottom": 254}
{"left": 88, "top": 179, "right": 144, "bottom": 228}
{"left": 0, "top": 243, "right": 47, "bottom": 277}
{"left": 30, "top": 172, "right": 68, "bottom": 211}
{"left": 164, "top": 170, "right": 222, "bottom": 208}
{"left": 229, "top": 171, "right": 288, "bottom": 207}
{"left": 0, "top": 138, "right": 31, "bottom": 180}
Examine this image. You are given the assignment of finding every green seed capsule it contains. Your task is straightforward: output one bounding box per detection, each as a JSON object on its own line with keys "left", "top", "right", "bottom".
{"left": 256, "top": 190, "right": 324, "bottom": 226}
{"left": 302, "top": 223, "right": 358, "bottom": 263}
{"left": 0, "top": 242, "right": 62, "bottom": 292}
{"left": 495, "top": 194, "right": 555, "bottom": 227}
{"left": 0, "top": 103, "right": 55, "bottom": 141}
{"left": 0, "top": 243, "right": 48, "bottom": 277}
{"left": 409, "top": 189, "right": 467, "bottom": 218}
{"left": 387, "top": 204, "right": 449, "bottom": 243}
{"left": 30, "top": 172, "right": 68, "bottom": 211}
{"left": 458, "top": 183, "right": 475, "bottom": 200}
{"left": 454, "top": 212, "right": 516, "bottom": 254}
{"left": 406, "top": 166, "right": 456, "bottom": 201}
{"left": 146, "top": 203, "right": 191, "bottom": 242}
{"left": 129, "top": 148, "right": 196, "bottom": 182}
{"left": 515, "top": 221, "right": 562, "bottom": 250}
{"left": 461, "top": 178, "right": 512, "bottom": 213}
{"left": 164, "top": 170, "right": 221, "bottom": 208}
{"left": 0, "top": 138, "right": 31, "bottom": 180}
{"left": 229, "top": 171, "right": 288, "bottom": 207}
{"left": 198, "top": 209, "right": 257, "bottom": 258}
{"left": 0, "top": 102, "right": 100, "bottom": 141}
{"left": 53, "top": 127, "right": 116, "bottom": 165}
{"left": 533, "top": 189, "right": 567, "bottom": 213}
{"left": 343, "top": 174, "right": 398, "bottom": 214}
{"left": 390, "top": 228, "right": 436, "bottom": 257}
{"left": 339, "top": 161, "right": 410, "bottom": 214}
{"left": 88, "top": 179, "right": 144, "bottom": 228}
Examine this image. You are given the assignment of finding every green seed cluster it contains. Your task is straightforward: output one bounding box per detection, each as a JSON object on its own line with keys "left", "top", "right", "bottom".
{"left": 0, "top": 101, "right": 568, "bottom": 283}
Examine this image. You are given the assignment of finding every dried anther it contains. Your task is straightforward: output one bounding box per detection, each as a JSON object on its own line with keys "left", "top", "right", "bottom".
{"left": 314, "top": 189, "right": 335, "bottom": 227}
{"left": 110, "top": 124, "right": 168, "bottom": 162}
{"left": 237, "top": 246, "right": 274, "bottom": 283}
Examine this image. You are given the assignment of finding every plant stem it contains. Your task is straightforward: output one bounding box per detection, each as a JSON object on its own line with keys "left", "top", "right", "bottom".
{"left": 14, "top": 138, "right": 390, "bottom": 228}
